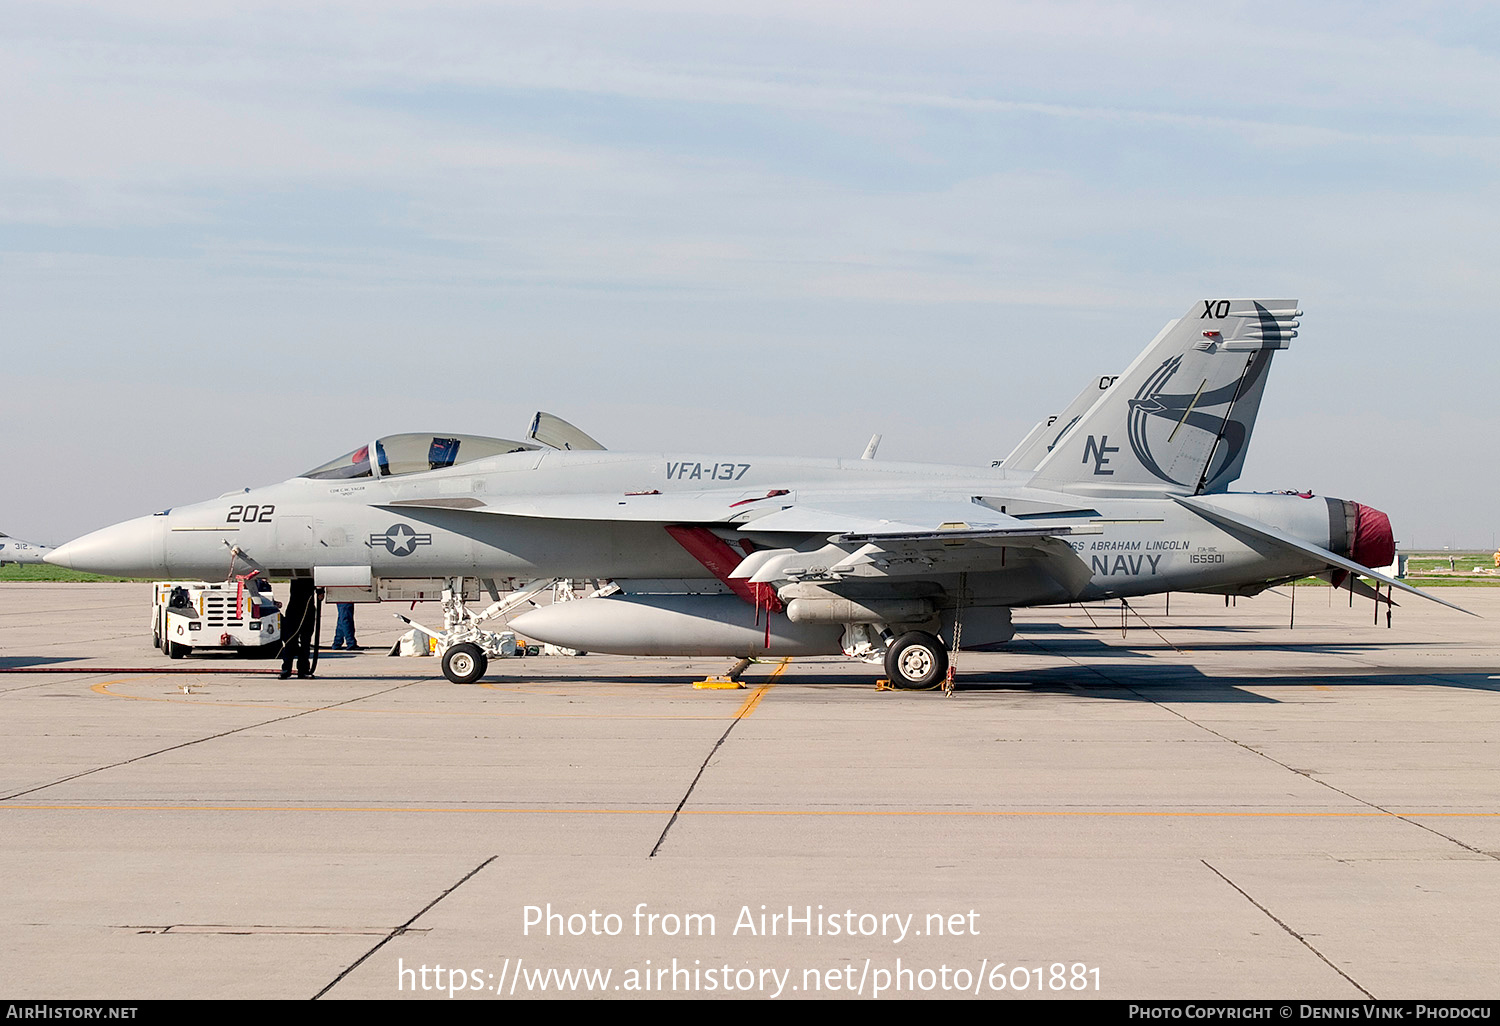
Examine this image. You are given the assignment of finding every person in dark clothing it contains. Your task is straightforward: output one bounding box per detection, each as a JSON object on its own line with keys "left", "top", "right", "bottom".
{"left": 331, "top": 601, "right": 359, "bottom": 650}
{"left": 279, "top": 578, "right": 320, "bottom": 679}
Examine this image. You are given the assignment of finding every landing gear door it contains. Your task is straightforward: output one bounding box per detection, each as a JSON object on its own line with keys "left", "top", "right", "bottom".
{"left": 273, "top": 516, "right": 314, "bottom": 573}
{"left": 315, "top": 564, "right": 377, "bottom": 602}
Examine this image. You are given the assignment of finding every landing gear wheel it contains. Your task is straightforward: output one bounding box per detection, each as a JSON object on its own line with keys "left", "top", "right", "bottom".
{"left": 884, "top": 631, "right": 948, "bottom": 690}
{"left": 442, "top": 643, "right": 488, "bottom": 684}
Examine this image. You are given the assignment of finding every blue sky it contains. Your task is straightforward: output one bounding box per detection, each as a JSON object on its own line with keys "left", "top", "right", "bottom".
{"left": 3, "top": 1, "right": 1498, "bottom": 548}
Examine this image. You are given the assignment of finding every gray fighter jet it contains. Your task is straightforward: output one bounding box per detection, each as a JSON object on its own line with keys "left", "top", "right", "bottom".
{"left": 47, "top": 300, "right": 1462, "bottom": 688}
{"left": 0, "top": 532, "right": 53, "bottom": 566}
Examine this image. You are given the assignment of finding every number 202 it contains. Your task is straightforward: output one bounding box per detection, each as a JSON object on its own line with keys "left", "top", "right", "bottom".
{"left": 227, "top": 504, "right": 275, "bottom": 523}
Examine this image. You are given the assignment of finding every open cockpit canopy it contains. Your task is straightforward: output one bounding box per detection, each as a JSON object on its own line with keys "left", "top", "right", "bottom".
{"left": 300, "top": 433, "right": 540, "bottom": 481}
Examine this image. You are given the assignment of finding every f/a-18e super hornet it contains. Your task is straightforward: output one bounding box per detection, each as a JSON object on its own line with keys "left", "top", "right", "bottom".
{"left": 47, "top": 300, "right": 1464, "bottom": 688}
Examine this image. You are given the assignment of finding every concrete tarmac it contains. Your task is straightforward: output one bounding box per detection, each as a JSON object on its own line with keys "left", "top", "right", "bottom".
{"left": 1, "top": 582, "right": 1497, "bottom": 1000}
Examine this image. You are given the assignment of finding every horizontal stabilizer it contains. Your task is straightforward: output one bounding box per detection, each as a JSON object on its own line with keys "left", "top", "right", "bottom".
{"left": 1315, "top": 571, "right": 1391, "bottom": 605}
{"left": 1173, "top": 496, "right": 1476, "bottom": 616}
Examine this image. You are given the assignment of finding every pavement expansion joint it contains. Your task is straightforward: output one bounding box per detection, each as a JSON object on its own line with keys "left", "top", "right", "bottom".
{"left": 1201, "top": 859, "right": 1374, "bottom": 999}
{"left": 1, "top": 678, "right": 424, "bottom": 803}
{"left": 314, "top": 855, "right": 498, "bottom": 1000}
{"left": 648, "top": 672, "right": 784, "bottom": 857}
{"left": 119, "top": 924, "right": 421, "bottom": 936}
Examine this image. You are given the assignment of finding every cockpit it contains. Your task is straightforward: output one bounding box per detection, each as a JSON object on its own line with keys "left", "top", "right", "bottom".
{"left": 300, "top": 433, "right": 540, "bottom": 481}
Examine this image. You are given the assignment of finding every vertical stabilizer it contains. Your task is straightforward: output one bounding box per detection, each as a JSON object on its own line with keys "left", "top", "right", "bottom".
{"left": 1029, "top": 299, "right": 1299, "bottom": 496}
{"left": 1000, "top": 372, "right": 1118, "bottom": 472}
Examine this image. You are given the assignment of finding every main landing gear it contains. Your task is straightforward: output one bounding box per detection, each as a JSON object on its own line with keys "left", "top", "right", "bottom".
{"left": 883, "top": 631, "right": 948, "bottom": 690}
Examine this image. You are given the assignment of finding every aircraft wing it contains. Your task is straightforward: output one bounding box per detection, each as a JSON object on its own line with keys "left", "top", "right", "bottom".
{"left": 383, "top": 492, "right": 1100, "bottom": 537}
{"left": 383, "top": 490, "right": 789, "bottom": 523}
{"left": 732, "top": 531, "right": 1092, "bottom": 587}
{"left": 726, "top": 500, "right": 1099, "bottom": 598}
{"left": 738, "top": 498, "right": 1047, "bottom": 535}
{"left": 381, "top": 491, "right": 1099, "bottom": 599}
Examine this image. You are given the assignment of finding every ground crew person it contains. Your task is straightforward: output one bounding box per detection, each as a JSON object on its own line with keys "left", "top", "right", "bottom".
{"left": 331, "top": 602, "right": 359, "bottom": 650}
{"left": 279, "top": 579, "right": 319, "bottom": 679}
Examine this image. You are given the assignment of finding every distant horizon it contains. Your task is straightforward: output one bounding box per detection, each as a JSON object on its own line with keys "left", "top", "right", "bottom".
{"left": 4, "top": 2, "right": 1497, "bottom": 548}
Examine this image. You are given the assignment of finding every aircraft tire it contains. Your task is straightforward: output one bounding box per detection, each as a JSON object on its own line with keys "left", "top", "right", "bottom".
{"left": 442, "top": 643, "right": 488, "bottom": 684}
{"left": 884, "top": 631, "right": 947, "bottom": 690}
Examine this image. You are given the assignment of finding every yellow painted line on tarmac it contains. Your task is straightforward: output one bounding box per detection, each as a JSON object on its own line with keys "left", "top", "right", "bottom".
{"left": 1, "top": 804, "right": 674, "bottom": 814}
{"left": 4, "top": 805, "right": 1495, "bottom": 817}
{"left": 665, "top": 810, "right": 1500, "bottom": 818}
{"left": 731, "top": 658, "right": 791, "bottom": 720}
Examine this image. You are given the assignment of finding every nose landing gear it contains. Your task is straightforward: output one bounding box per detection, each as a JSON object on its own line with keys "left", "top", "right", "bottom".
{"left": 441, "top": 643, "right": 488, "bottom": 685}
{"left": 396, "top": 577, "right": 555, "bottom": 684}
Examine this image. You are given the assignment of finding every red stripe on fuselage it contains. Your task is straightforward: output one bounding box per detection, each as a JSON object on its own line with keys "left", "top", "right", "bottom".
{"left": 664, "top": 525, "right": 782, "bottom": 612}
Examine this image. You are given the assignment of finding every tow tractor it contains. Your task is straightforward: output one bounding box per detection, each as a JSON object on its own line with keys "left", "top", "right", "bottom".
{"left": 152, "top": 574, "right": 282, "bottom": 659}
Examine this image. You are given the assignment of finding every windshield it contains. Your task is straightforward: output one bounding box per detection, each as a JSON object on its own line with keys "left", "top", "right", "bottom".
{"left": 302, "top": 445, "right": 373, "bottom": 480}
{"left": 301, "top": 434, "right": 539, "bottom": 480}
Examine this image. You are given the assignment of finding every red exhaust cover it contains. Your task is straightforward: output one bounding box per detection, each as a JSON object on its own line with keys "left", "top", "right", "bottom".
{"left": 1349, "top": 503, "right": 1395, "bottom": 570}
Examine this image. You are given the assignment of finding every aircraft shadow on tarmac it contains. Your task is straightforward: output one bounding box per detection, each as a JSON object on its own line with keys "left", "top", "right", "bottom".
{"left": 453, "top": 666, "right": 1500, "bottom": 703}
{"left": 702, "top": 668, "right": 1500, "bottom": 702}
{"left": 1010, "top": 632, "right": 1440, "bottom": 659}
{"left": 4, "top": 658, "right": 1492, "bottom": 704}
{"left": 947, "top": 668, "right": 1500, "bottom": 701}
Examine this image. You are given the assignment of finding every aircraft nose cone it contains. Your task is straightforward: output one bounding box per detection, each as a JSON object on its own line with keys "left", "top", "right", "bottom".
{"left": 1348, "top": 502, "right": 1395, "bottom": 570}
{"left": 45, "top": 516, "right": 165, "bottom": 577}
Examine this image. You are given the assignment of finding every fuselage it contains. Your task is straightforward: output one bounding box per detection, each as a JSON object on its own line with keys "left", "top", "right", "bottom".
{"left": 47, "top": 447, "right": 1382, "bottom": 606}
